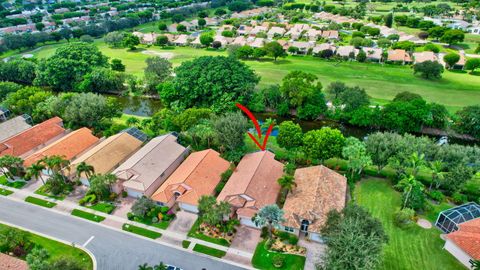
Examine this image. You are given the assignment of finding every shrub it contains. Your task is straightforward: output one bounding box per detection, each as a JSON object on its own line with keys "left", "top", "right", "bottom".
{"left": 122, "top": 191, "right": 128, "bottom": 198}
{"left": 427, "top": 190, "right": 445, "bottom": 202}
{"left": 127, "top": 212, "right": 134, "bottom": 220}
{"left": 394, "top": 208, "right": 415, "bottom": 229}
{"left": 160, "top": 206, "right": 169, "bottom": 214}
{"left": 152, "top": 217, "right": 159, "bottom": 223}
{"left": 108, "top": 192, "right": 117, "bottom": 201}
{"left": 260, "top": 226, "right": 269, "bottom": 238}
{"left": 451, "top": 192, "right": 467, "bottom": 204}
{"left": 272, "top": 254, "right": 285, "bottom": 268}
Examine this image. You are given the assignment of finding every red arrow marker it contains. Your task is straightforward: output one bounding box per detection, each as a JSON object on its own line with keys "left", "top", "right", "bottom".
{"left": 236, "top": 103, "right": 273, "bottom": 151}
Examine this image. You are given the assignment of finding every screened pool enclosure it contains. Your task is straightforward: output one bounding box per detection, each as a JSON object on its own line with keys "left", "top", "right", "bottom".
{"left": 435, "top": 202, "right": 480, "bottom": 233}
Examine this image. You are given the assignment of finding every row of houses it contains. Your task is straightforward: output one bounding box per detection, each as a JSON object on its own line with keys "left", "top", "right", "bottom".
{"left": 0, "top": 116, "right": 348, "bottom": 242}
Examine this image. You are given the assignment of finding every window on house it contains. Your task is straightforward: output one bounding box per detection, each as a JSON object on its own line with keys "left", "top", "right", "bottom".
{"left": 284, "top": 226, "right": 294, "bottom": 232}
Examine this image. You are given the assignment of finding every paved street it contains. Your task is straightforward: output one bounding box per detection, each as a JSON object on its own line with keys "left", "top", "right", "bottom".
{"left": 0, "top": 197, "right": 247, "bottom": 270}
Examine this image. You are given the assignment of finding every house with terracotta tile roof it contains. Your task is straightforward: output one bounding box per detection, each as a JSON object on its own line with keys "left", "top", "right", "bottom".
{"left": 282, "top": 166, "right": 347, "bottom": 242}
{"left": 0, "top": 253, "right": 28, "bottom": 270}
{"left": 24, "top": 127, "right": 100, "bottom": 168}
{"left": 444, "top": 218, "right": 480, "bottom": 269}
{"left": 217, "top": 151, "right": 284, "bottom": 228}
{"left": 387, "top": 49, "right": 412, "bottom": 64}
{"left": 69, "top": 131, "right": 144, "bottom": 186}
{"left": 413, "top": 51, "right": 438, "bottom": 64}
{"left": 0, "top": 115, "right": 31, "bottom": 142}
{"left": 152, "top": 149, "right": 230, "bottom": 213}
{"left": 0, "top": 117, "right": 65, "bottom": 158}
{"left": 112, "top": 134, "right": 189, "bottom": 198}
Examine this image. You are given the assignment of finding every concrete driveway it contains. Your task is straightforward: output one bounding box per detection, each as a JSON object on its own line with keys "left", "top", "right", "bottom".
{"left": 112, "top": 197, "right": 136, "bottom": 218}
{"left": 230, "top": 226, "right": 261, "bottom": 253}
{"left": 168, "top": 210, "right": 197, "bottom": 234}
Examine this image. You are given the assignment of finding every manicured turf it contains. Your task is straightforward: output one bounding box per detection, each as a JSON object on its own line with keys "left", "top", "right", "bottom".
{"left": 188, "top": 219, "right": 230, "bottom": 247}
{"left": 251, "top": 240, "right": 306, "bottom": 270}
{"left": 71, "top": 209, "right": 106, "bottom": 223}
{"left": 0, "top": 188, "right": 13, "bottom": 196}
{"left": 122, "top": 224, "right": 162, "bottom": 239}
{"left": 34, "top": 185, "right": 66, "bottom": 201}
{"left": 355, "top": 178, "right": 465, "bottom": 270}
{"left": 182, "top": 240, "right": 191, "bottom": 249}
{"left": 0, "top": 175, "right": 27, "bottom": 189}
{"left": 0, "top": 223, "right": 93, "bottom": 270}
{"left": 192, "top": 244, "right": 227, "bottom": 258}
{"left": 86, "top": 202, "right": 116, "bottom": 214}
{"left": 25, "top": 196, "right": 57, "bottom": 208}
{"left": 10, "top": 42, "right": 480, "bottom": 112}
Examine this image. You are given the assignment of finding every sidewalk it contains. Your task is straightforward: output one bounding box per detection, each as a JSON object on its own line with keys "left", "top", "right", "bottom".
{"left": 0, "top": 183, "right": 255, "bottom": 268}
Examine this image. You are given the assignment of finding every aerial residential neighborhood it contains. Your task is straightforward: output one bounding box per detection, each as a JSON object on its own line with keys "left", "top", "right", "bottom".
{"left": 0, "top": 0, "right": 479, "bottom": 269}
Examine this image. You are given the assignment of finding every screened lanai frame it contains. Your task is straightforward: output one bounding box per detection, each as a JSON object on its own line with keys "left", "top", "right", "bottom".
{"left": 435, "top": 202, "right": 480, "bottom": 233}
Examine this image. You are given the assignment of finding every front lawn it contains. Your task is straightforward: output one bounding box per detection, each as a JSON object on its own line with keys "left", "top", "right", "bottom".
{"left": 251, "top": 240, "right": 306, "bottom": 270}
{"left": 0, "top": 223, "right": 93, "bottom": 270}
{"left": 71, "top": 209, "right": 105, "bottom": 223}
{"left": 192, "top": 244, "right": 226, "bottom": 258}
{"left": 122, "top": 224, "right": 162, "bottom": 239}
{"left": 0, "top": 188, "right": 13, "bottom": 196}
{"left": 86, "top": 202, "right": 116, "bottom": 214}
{"left": 187, "top": 219, "right": 230, "bottom": 247}
{"left": 25, "top": 196, "right": 57, "bottom": 208}
{"left": 355, "top": 178, "right": 465, "bottom": 270}
{"left": 34, "top": 185, "right": 70, "bottom": 200}
{"left": 0, "top": 175, "right": 26, "bottom": 189}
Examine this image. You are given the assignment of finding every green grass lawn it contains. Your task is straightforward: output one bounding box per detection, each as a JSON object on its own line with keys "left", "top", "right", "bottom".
{"left": 86, "top": 202, "right": 116, "bottom": 214}
{"left": 182, "top": 240, "right": 191, "bottom": 249}
{"left": 0, "top": 188, "right": 13, "bottom": 196}
{"left": 34, "top": 185, "right": 67, "bottom": 200}
{"left": 251, "top": 241, "right": 306, "bottom": 270}
{"left": 0, "top": 223, "right": 93, "bottom": 269}
{"left": 0, "top": 175, "right": 27, "bottom": 189}
{"left": 122, "top": 224, "right": 162, "bottom": 239}
{"left": 10, "top": 42, "right": 480, "bottom": 112}
{"left": 25, "top": 196, "right": 57, "bottom": 208}
{"left": 355, "top": 178, "right": 466, "bottom": 270}
{"left": 188, "top": 219, "right": 230, "bottom": 247}
{"left": 71, "top": 209, "right": 106, "bottom": 223}
{"left": 192, "top": 244, "right": 227, "bottom": 258}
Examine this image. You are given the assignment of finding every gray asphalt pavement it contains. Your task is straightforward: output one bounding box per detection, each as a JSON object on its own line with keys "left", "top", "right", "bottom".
{"left": 0, "top": 197, "right": 247, "bottom": 270}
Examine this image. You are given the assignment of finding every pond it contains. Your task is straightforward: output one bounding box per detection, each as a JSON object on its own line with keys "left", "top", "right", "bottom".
{"left": 106, "top": 95, "right": 476, "bottom": 146}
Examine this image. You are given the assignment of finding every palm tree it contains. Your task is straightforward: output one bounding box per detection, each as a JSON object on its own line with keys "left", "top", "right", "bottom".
{"left": 0, "top": 155, "right": 24, "bottom": 179}
{"left": 408, "top": 152, "right": 426, "bottom": 177}
{"left": 138, "top": 263, "right": 152, "bottom": 270}
{"left": 428, "top": 160, "right": 444, "bottom": 190}
{"left": 396, "top": 175, "right": 424, "bottom": 210}
{"left": 26, "top": 161, "right": 46, "bottom": 184}
{"left": 41, "top": 155, "right": 70, "bottom": 177}
{"left": 153, "top": 262, "right": 167, "bottom": 270}
{"left": 278, "top": 175, "right": 296, "bottom": 193}
{"left": 254, "top": 204, "right": 286, "bottom": 239}
{"left": 76, "top": 162, "right": 95, "bottom": 180}
{"left": 470, "top": 259, "right": 480, "bottom": 270}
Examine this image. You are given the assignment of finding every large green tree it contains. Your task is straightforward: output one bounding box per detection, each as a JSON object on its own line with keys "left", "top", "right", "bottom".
{"left": 263, "top": 41, "right": 286, "bottom": 61}
{"left": 77, "top": 67, "right": 126, "bottom": 94}
{"left": 0, "top": 59, "right": 37, "bottom": 85}
{"left": 144, "top": 57, "right": 172, "bottom": 93}
{"left": 253, "top": 204, "right": 285, "bottom": 239}
{"left": 303, "top": 127, "right": 345, "bottom": 161}
{"left": 277, "top": 121, "right": 303, "bottom": 149}
{"left": 342, "top": 137, "right": 372, "bottom": 179}
{"left": 35, "top": 42, "right": 109, "bottom": 91}
{"left": 198, "top": 195, "right": 232, "bottom": 226}
{"left": 453, "top": 105, "right": 480, "bottom": 139}
{"left": 3, "top": 86, "right": 52, "bottom": 115}
{"left": 213, "top": 112, "right": 249, "bottom": 152}
{"left": 162, "top": 56, "right": 259, "bottom": 112}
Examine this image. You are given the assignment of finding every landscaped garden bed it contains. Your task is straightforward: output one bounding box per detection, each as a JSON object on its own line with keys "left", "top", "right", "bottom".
{"left": 192, "top": 244, "right": 226, "bottom": 258}
{"left": 71, "top": 209, "right": 105, "bottom": 222}
{"left": 127, "top": 197, "right": 174, "bottom": 230}
{"left": 34, "top": 184, "right": 72, "bottom": 201}
{"left": 0, "top": 188, "right": 13, "bottom": 196}
{"left": 187, "top": 218, "right": 232, "bottom": 247}
{"left": 122, "top": 224, "right": 162, "bottom": 239}
{"left": 252, "top": 240, "right": 306, "bottom": 270}
{"left": 25, "top": 196, "right": 57, "bottom": 208}
{"left": 268, "top": 231, "right": 306, "bottom": 256}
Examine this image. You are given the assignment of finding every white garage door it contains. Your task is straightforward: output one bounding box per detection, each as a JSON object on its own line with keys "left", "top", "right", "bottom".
{"left": 80, "top": 177, "right": 90, "bottom": 187}
{"left": 309, "top": 232, "right": 325, "bottom": 243}
{"left": 240, "top": 217, "right": 259, "bottom": 228}
{"left": 179, "top": 203, "right": 199, "bottom": 213}
{"left": 126, "top": 188, "right": 144, "bottom": 198}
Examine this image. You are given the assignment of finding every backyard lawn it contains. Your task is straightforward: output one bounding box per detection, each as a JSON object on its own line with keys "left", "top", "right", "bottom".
{"left": 355, "top": 178, "right": 466, "bottom": 270}
{"left": 7, "top": 41, "right": 480, "bottom": 112}
{"left": 0, "top": 223, "right": 93, "bottom": 270}
{"left": 251, "top": 240, "right": 306, "bottom": 270}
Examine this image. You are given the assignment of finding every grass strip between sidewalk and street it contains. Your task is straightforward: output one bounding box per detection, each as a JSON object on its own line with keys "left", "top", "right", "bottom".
{"left": 182, "top": 240, "right": 191, "bottom": 249}
{"left": 192, "top": 244, "right": 227, "bottom": 258}
{"left": 71, "top": 209, "right": 106, "bottom": 222}
{"left": 25, "top": 196, "right": 57, "bottom": 208}
{"left": 122, "top": 223, "right": 162, "bottom": 239}
{"left": 0, "top": 188, "right": 13, "bottom": 196}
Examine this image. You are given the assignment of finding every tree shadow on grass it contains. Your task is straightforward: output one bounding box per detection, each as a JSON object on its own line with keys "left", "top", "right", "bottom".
{"left": 447, "top": 69, "right": 467, "bottom": 74}
{"left": 128, "top": 48, "right": 146, "bottom": 53}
